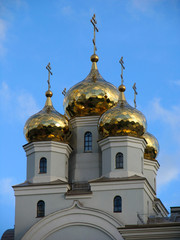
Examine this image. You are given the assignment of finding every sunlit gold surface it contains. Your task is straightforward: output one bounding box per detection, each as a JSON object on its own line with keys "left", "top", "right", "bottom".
{"left": 98, "top": 98, "right": 147, "bottom": 138}
{"left": 143, "top": 132, "right": 159, "bottom": 160}
{"left": 63, "top": 59, "right": 119, "bottom": 118}
{"left": 24, "top": 91, "right": 71, "bottom": 143}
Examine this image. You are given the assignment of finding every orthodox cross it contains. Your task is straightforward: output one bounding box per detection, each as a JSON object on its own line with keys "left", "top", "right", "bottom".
{"left": 46, "top": 62, "right": 53, "bottom": 90}
{"left": 132, "top": 83, "right": 138, "bottom": 108}
{"left": 119, "top": 57, "right": 125, "bottom": 85}
{"left": 90, "top": 14, "right": 99, "bottom": 54}
{"left": 62, "top": 88, "right": 66, "bottom": 96}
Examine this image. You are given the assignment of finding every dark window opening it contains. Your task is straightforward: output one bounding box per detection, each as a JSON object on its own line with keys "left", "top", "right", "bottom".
{"left": 114, "top": 196, "right": 122, "bottom": 212}
{"left": 39, "top": 157, "right": 47, "bottom": 173}
{"left": 116, "top": 152, "right": 123, "bottom": 169}
{"left": 84, "top": 132, "right": 92, "bottom": 152}
{"left": 37, "top": 200, "right": 45, "bottom": 217}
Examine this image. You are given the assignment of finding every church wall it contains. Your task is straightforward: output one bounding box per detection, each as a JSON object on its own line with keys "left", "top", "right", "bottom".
{"left": 14, "top": 192, "right": 73, "bottom": 240}
{"left": 45, "top": 225, "right": 113, "bottom": 240}
{"left": 99, "top": 136, "right": 146, "bottom": 178}
{"left": 69, "top": 117, "right": 101, "bottom": 182}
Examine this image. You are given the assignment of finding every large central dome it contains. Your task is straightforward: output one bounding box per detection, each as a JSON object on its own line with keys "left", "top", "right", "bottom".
{"left": 63, "top": 54, "right": 119, "bottom": 118}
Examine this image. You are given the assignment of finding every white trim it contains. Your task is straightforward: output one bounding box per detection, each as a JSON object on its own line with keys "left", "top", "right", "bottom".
{"left": 98, "top": 136, "right": 146, "bottom": 152}
{"left": 70, "top": 116, "right": 100, "bottom": 128}
{"left": 23, "top": 141, "right": 72, "bottom": 158}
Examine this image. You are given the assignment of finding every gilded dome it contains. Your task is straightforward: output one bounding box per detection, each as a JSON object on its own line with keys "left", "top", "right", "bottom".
{"left": 98, "top": 85, "right": 147, "bottom": 138}
{"left": 63, "top": 55, "right": 119, "bottom": 118}
{"left": 24, "top": 90, "right": 71, "bottom": 143}
{"left": 143, "top": 132, "right": 159, "bottom": 160}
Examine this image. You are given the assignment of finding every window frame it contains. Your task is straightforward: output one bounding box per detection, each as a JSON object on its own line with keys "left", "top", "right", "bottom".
{"left": 115, "top": 152, "right": 123, "bottom": 169}
{"left": 37, "top": 200, "right": 45, "bottom": 218}
{"left": 113, "top": 196, "right": 122, "bottom": 213}
{"left": 39, "top": 157, "right": 47, "bottom": 174}
{"left": 84, "top": 131, "right": 92, "bottom": 152}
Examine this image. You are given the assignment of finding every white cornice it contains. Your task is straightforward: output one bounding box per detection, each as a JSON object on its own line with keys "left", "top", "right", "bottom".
{"left": 98, "top": 136, "right": 146, "bottom": 152}
{"left": 70, "top": 116, "right": 100, "bottom": 128}
{"left": 23, "top": 141, "right": 72, "bottom": 157}
{"left": 13, "top": 184, "right": 70, "bottom": 196}
{"left": 144, "top": 159, "right": 160, "bottom": 172}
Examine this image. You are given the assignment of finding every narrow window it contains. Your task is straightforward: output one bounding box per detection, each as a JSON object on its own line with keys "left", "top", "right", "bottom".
{"left": 39, "top": 157, "right": 47, "bottom": 173}
{"left": 37, "top": 200, "right": 45, "bottom": 217}
{"left": 116, "top": 152, "right": 123, "bottom": 169}
{"left": 84, "top": 132, "right": 92, "bottom": 152}
{"left": 114, "top": 196, "right": 122, "bottom": 212}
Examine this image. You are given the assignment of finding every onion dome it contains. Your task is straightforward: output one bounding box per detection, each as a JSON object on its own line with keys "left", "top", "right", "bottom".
{"left": 24, "top": 90, "right": 71, "bottom": 143}
{"left": 98, "top": 83, "right": 147, "bottom": 138}
{"left": 63, "top": 54, "right": 119, "bottom": 118}
{"left": 143, "top": 132, "right": 159, "bottom": 160}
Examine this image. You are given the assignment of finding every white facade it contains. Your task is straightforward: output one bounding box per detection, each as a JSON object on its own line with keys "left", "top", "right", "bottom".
{"left": 11, "top": 114, "right": 180, "bottom": 240}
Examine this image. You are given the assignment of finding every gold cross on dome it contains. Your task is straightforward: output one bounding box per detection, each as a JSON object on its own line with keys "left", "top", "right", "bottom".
{"left": 132, "top": 83, "right": 138, "bottom": 108}
{"left": 46, "top": 62, "right": 53, "bottom": 90}
{"left": 119, "top": 57, "right": 125, "bottom": 85}
{"left": 90, "top": 14, "right": 99, "bottom": 54}
{"left": 62, "top": 88, "right": 66, "bottom": 96}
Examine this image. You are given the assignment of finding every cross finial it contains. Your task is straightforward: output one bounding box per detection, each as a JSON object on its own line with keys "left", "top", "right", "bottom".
{"left": 62, "top": 88, "right": 66, "bottom": 96}
{"left": 119, "top": 57, "right": 125, "bottom": 85}
{"left": 132, "top": 83, "right": 138, "bottom": 108}
{"left": 90, "top": 14, "right": 99, "bottom": 54}
{"left": 46, "top": 62, "right": 53, "bottom": 90}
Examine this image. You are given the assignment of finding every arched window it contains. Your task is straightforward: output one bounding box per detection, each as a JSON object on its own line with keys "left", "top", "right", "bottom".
{"left": 37, "top": 200, "right": 45, "bottom": 217}
{"left": 116, "top": 152, "right": 123, "bottom": 169}
{"left": 84, "top": 132, "right": 92, "bottom": 152}
{"left": 114, "top": 196, "right": 122, "bottom": 212}
{"left": 39, "top": 157, "right": 47, "bottom": 173}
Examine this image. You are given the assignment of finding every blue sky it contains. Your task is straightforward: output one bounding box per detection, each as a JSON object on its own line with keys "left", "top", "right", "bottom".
{"left": 0, "top": 0, "right": 180, "bottom": 236}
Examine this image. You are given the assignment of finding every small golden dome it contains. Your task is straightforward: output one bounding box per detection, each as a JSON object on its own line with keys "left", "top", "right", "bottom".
{"left": 143, "top": 132, "right": 159, "bottom": 160}
{"left": 63, "top": 55, "right": 119, "bottom": 118}
{"left": 24, "top": 90, "right": 71, "bottom": 143}
{"left": 98, "top": 87, "right": 147, "bottom": 138}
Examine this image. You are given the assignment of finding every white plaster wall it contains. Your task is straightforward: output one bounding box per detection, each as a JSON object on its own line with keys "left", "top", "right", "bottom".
{"left": 24, "top": 142, "right": 72, "bottom": 183}
{"left": 14, "top": 192, "right": 73, "bottom": 240}
{"left": 99, "top": 136, "right": 146, "bottom": 178}
{"left": 143, "top": 159, "right": 159, "bottom": 192}
{"left": 69, "top": 116, "right": 101, "bottom": 182}
{"left": 45, "top": 225, "right": 113, "bottom": 240}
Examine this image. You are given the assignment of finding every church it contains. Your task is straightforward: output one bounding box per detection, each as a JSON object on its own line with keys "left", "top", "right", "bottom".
{"left": 1, "top": 15, "right": 180, "bottom": 240}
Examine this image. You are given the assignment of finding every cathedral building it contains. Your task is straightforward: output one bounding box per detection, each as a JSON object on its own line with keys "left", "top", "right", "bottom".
{"left": 1, "top": 15, "right": 180, "bottom": 240}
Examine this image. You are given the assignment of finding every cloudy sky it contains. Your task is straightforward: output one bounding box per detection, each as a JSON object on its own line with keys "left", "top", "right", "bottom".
{"left": 0, "top": 0, "right": 180, "bottom": 236}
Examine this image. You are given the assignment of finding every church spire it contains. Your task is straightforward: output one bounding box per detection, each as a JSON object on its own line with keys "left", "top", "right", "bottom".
{"left": 118, "top": 57, "right": 126, "bottom": 102}
{"left": 90, "top": 14, "right": 99, "bottom": 70}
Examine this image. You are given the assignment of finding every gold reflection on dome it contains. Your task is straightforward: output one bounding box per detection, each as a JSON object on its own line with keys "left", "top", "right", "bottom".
{"left": 143, "top": 132, "right": 159, "bottom": 160}
{"left": 63, "top": 55, "right": 119, "bottom": 118}
{"left": 24, "top": 90, "right": 71, "bottom": 143}
{"left": 98, "top": 98, "right": 147, "bottom": 138}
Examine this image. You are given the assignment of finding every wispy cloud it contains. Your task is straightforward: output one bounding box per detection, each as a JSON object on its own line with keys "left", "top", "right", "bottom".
{"left": 0, "top": 178, "right": 15, "bottom": 205}
{"left": 0, "top": 82, "right": 40, "bottom": 122}
{"left": 157, "top": 153, "right": 180, "bottom": 188}
{"left": 61, "top": 6, "right": 74, "bottom": 16}
{"left": 0, "top": 19, "right": 7, "bottom": 56}
{"left": 170, "top": 80, "right": 180, "bottom": 87}
{"left": 131, "top": 0, "right": 158, "bottom": 12}
{"left": 146, "top": 97, "right": 180, "bottom": 188}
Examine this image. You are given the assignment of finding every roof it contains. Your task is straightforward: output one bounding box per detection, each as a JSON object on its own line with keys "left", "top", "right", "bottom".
{"left": 89, "top": 175, "right": 146, "bottom": 183}
{"left": 1, "top": 229, "right": 14, "bottom": 240}
{"left": 13, "top": 179, "right": 67, "bottom": 188}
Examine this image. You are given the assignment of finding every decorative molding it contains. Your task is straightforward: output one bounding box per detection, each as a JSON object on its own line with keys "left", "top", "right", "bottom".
{"left": 70, "top": 116, "right": 100, "bottom": 128}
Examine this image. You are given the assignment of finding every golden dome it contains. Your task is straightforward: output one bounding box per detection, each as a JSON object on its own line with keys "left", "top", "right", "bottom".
{"left": 24, "top": 90, "right": 71, "bottom": 143}
{"left": 98, "top": 85, "right": 147, "bottom": 138}
{"left": 63, "top": 54, "right": 119, "bottom": 118}
{"left": 143, "top": 132, "right": 159, "bottom": 160}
